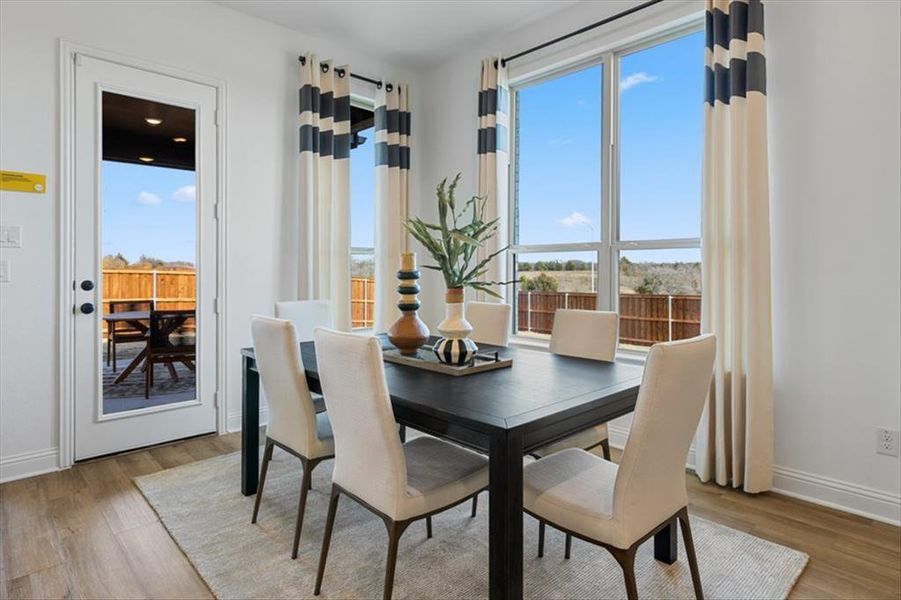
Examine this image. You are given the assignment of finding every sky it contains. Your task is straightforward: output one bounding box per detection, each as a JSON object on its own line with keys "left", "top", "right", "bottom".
{"left": 102, "top": 161, "right": 196, "bottom": 264}
{"left": 101, "top": 29, "right": 702, "bottom": 267}
{"left": 516, "top": 29, "right": 704, "bottom": 260}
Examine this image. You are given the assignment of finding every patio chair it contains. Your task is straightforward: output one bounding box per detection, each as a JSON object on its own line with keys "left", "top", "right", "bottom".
{"left": 107, "top": 299, "right": 154, "bottom": 372}
{"left": 145, "top": 309, "right": 196, "bottom": 399}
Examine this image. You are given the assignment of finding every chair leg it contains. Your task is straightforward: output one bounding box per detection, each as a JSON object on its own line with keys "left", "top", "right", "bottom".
{"left": 565, "top": 533, "right": 572, "bottom": 559}
{"left": 144, "top": 358, "right": 151, "bottom": 399}
{"left": 679, "top": 509, "right": 704, "bottom": 600}
{"left": 292, "top": 458, "right": 314, "bottom": 559}
{"left": 537, "top": 520, "right": 545, "bottom": 558}
{"left": 383, "top": 521, "right": 403, "bottom": 600}
{"left": 111, "top": 332, "right": 117, "bottom": 372}
{"left": 611, "top": 546, "right": 639, "bottom": 600}
{"left": 600, "top": 438, "right": 611, "bottom": 461}
{"left": 251, "top": 440, "right": 274, "bottom": 524}
{"left": 425, "top": 516, "right": 432, "bottom": 539}
{"left": 471, "top": 493, "right": 478, "bottom": 518}
{"left": 314, "top": 486, "right": 341, "bottom": 596}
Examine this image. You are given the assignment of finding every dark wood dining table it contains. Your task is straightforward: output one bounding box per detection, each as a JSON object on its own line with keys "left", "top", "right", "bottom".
{"left": 239, "top": 335, "right": 677, "bottom": 600}
{"left": 103, "top": 311, "right": 150, "bottom": 383}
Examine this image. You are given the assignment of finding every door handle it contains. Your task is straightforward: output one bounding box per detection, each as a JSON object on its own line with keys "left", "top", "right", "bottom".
{"left": 79, "top": 302, "right": 95, "bottom": 314}
{"left": 80, "top": 279, "right": 95, "bottom": 291}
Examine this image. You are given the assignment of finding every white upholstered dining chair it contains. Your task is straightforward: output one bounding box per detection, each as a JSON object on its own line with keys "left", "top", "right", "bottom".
{"left": 250, "top": 316, "right": 335, "bottom": 560}
{"left": 530, "top": 309, "right": 618, "bottom": 461}
{"left": 275, "top": 299, "right": 333, "bottom": 342}
{"left": 275, "top": 299, "right": 332, "bottom": 412}
{"left": 524, "top": 334, "right": 716, "bottom": 600}
{"left": 312, "top": 328, "right": 489, "bottom": 600}
{"left": 467, "top": 301, "right": 512, "bottom": 347}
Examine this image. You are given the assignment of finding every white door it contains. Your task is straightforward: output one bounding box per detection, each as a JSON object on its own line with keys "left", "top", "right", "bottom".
{"left": 73, "top": 55, "right": 219, "bottom": 460}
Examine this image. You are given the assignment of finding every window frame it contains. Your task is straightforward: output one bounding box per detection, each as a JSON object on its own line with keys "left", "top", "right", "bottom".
{"left": 507, "top": 18, "right": 705, "bottom": 346}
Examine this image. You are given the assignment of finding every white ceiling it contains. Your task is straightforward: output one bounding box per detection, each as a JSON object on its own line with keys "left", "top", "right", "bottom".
{"left": 215, "top": 1, "right": 581, "bottom": 68}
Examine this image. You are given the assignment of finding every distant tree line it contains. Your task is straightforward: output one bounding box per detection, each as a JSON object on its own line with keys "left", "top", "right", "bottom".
{"left": 517, "top": 259, "right": 595, "bottom": 272}
{"left": 102, "top": 253, "right": 194, "bottom": 270}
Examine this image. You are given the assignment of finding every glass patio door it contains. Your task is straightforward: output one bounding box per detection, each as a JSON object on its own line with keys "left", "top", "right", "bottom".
{"left": 73, "top": 55, "right": 218, "bottom": 460}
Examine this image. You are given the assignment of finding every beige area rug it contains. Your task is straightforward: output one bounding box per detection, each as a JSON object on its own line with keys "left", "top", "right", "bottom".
{"left": 135, "top": 449, "right": 808, "bottom": 599}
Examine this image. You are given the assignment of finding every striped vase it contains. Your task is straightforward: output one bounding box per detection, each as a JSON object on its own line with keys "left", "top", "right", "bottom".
{"left": 433, "top": 287, "right": 478, "bottom": 366}
{"left": 387, "top": 253, "right": 429, "bottom": 355}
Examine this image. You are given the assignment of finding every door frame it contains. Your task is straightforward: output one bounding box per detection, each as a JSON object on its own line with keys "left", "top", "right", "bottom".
{"left": 58, "top": 40, "right": 229, "bottom": 468}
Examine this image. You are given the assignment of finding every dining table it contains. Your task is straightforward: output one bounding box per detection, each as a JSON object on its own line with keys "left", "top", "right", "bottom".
{"left": 239, "top": 335, "right": 672, "bottom": 600}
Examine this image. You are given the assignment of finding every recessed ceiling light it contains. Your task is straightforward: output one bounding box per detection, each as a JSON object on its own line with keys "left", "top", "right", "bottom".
{"left": 138, "top": 156, "right": 155, "bottom": 162}
{"left": 144, "top": 117, "right": 163, "bottom": 126}
{"left": 172, "top": 137, "right": 188, "bottom": 143}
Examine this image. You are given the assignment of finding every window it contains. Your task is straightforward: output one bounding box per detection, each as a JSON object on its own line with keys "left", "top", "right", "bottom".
{"left": 350, "top": 102, "right": 375, "bottom": 329}
{"left": 510, "top": 25, "right": 704, "bottom": 349}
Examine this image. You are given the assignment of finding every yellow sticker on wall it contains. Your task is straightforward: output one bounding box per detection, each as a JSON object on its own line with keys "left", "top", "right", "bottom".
{"left": 1, "top": 171, "right": 46, "bottom": 193}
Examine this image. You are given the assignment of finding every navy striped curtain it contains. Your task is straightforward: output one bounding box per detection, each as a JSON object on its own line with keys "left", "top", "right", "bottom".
{"left": 298, "top": 54, "right": 351, "bottom": 330}
{"left": 697, "top": 0, "right": 773, "bottom": 493}
{"left": 476, "top": 57, "right": 510, "bottom": 301}
{"left": 374, "top": 84, "right": 412, "bottom": 332}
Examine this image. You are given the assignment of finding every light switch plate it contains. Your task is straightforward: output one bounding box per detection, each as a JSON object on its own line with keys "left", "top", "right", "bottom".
{"left": 0, "top": 259, "right": 9, "bottom": 283}
{"left": 0, "top": 225, "right": 21, "bottom": 248}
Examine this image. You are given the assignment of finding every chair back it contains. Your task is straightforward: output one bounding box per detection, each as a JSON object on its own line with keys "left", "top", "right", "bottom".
{"left": 549, "top": 309, "right": 618, "bottom": 361}
{"left": 148, "top": 309, "right": 195, "bottom": 351}
{"left": 313, "top": 328, "right": 407, "bottom": 516}
{"left": 109, "top": 299, "right": 154, "bottom": 313}
{"left": 275, "top": 300, "right": 333, "bottom": 342}
{"left": 251, "top": 316, "right": 320, "bottom": 456}
{"left": 467, "top": 301, "right": 512, "bottom": 347}
{"left": 613, "top": 334, "right": 716, "bottom": 541}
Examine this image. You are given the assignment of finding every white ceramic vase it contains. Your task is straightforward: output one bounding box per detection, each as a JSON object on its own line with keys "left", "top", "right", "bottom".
{"left": 433, "top": 288, "right": 478, "bottom": 366}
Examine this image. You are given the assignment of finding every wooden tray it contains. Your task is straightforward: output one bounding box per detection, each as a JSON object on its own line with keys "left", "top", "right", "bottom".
{"left": 382, "top": 348, "right": 512, "bottom": 376}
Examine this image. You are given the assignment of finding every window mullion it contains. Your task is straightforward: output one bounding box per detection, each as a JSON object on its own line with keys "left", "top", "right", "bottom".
{"left": 599, "top": 51, "right": 616, "bottom": 312}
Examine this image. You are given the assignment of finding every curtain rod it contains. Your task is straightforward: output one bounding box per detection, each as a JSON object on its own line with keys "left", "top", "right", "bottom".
{"left": 498, "top": 0, "right": 666, "bottom": 67}
{"left": 297, "top": 55, "right": 393, "bottom": 91}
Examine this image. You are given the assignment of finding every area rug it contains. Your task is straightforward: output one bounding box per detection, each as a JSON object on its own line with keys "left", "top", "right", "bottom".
{"left": 135, "top": 450, "right": 808, "bottom": 599}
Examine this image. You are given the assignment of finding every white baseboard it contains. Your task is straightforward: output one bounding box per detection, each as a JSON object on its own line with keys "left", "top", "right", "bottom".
{"left": 608, "top": 424, "right": 900, "bottom": 527}
{"left": 226, "top": 407, "right": 269, "bottom": 433}
{"left": 0, "top": 447, "right": 60, "bottom": 483}
{"left": 772, "top": 466, "right": 901, "bottom": 526}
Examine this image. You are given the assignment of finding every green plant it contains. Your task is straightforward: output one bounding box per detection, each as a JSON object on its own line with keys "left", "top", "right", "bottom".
{"left": 520, "top": 273, "right": 559, "bottom": 292}
{"left": 403, "top": 174, "right": 510, "bottom": 298}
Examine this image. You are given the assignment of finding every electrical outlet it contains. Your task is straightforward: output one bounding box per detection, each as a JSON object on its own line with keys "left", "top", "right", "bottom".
{"left": 876, "top": 428, "right": 899, "bottom": 457}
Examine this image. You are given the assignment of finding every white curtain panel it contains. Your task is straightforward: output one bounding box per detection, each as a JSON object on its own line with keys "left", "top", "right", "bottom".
{"left": 696, "top": 0, "right": 773, "bottom": 493}
{"left": 374, "top": 84, "right": 412, "bottom": 332}
{"left": 476, "top": 57, "right": 510, "bottom": 301}
{"left": 298, "top": 54, "right": 351, "bottom": 331}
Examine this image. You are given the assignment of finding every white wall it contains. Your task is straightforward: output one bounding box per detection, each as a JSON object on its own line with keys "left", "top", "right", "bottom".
{"left": 766, "top": 0, "right": 900, "bottom": 521}
{"left": 414, "top": 0, "right": 901, "bottom": 523}
{"left": 0, "top": 0, "right": 419, "bottom": 479}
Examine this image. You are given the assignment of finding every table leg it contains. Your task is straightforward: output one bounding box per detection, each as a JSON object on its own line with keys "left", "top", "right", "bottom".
{"left": 654, "top": 518, "right": 678, "bottom": 564}
{"left": 241, "top": 355, "right": 260, "bottom": 496}
{"left": 489, "top": 430, "right": 523, "bottom": 600}
{"left": 114, "top": 347, "right": 148, "bottom": 384}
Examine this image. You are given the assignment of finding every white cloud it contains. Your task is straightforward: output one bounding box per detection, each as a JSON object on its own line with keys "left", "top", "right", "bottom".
{"left": 620, "top": 72, "right": 659, "bottom": 91}
{"left": 173, "top": 185, "right": 196, "bottom": 202}
{"left": 560, "top": 211, "right": 592, "bottom": 228}
{"left": 136, "top": 191, "right": 162, "bottom": 206}
{"left": 548, "top": 137, "right": 573, "bottom": 147}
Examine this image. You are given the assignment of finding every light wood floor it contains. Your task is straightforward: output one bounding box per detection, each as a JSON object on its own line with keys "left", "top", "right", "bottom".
{"left": 1, "top": 432, "right": 899, "bottom": 599}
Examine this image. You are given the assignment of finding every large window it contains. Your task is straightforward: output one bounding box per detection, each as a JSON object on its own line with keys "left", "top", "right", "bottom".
{"left": 510, "top": 26, "right": 704, "bottom": 349}
{"left": 350, "top": 103, "right": 375, "bottom": 329}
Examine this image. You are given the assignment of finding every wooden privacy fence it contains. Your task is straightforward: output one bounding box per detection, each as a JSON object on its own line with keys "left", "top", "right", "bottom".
{"left": 517, "top": 291, "right": 701, "bottom": 346}
{"left": 351, "top": 277, "right": 375, "bottom": 329}
{"left": 103, "top": 272, "right": 695, "bottom": 345}
{"left": 101, "top": 269, "right": 196, "bottom": 337}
